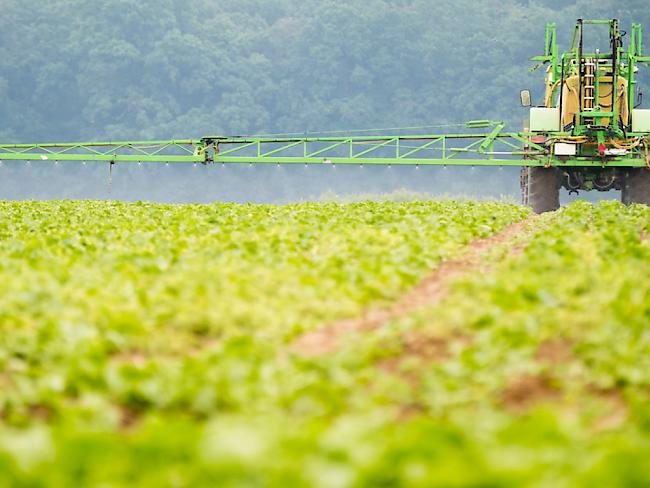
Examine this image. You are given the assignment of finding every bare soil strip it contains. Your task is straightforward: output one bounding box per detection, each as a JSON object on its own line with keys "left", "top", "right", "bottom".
{"left": 292, "top": 217, "right": 538, "bottom": 356}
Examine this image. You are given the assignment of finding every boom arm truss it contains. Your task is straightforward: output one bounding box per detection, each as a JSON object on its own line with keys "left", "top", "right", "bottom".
{"left": 0, "top": 122, "right": 648, "bottom": 167}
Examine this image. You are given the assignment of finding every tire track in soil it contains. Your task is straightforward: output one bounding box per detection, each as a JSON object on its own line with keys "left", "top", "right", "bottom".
{"left": 291, "top": 216, "right": 539, "bottom": 357}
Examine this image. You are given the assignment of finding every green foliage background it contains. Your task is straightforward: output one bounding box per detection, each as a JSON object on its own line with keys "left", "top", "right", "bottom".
{"left": 0, "top": 0, "right": 648, "bottom": 201}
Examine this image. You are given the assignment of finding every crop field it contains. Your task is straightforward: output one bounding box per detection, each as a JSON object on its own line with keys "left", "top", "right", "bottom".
{"left": 0, "top": 199, "right": 649, "bottom": 486}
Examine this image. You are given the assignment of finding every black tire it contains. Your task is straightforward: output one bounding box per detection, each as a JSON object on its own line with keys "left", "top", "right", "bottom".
{"left": 520, "top": 167, "right": 561, "bottom": 214}
{"left": 622, "top": 168, "right": 650, "bottom": 206}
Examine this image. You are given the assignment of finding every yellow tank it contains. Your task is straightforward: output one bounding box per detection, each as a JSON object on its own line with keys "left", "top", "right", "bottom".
{"left": 558, "top": 75, "right": 628, "bottom": 128}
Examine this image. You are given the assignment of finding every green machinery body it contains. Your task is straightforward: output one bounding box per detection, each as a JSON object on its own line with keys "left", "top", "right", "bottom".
{"left": 1, "top": 19, "right": 649, "bottom": 209}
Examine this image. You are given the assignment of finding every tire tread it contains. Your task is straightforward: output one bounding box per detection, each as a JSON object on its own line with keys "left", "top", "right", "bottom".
{"left": 521, "top": 167, "right": 560, "bottom": 213}
{"left": 622, "top": 169, "right": 650, "bottom": 206}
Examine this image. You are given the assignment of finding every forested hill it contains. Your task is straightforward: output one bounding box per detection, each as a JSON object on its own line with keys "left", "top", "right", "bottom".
{"left": 0, "top": 0, "right": 648, "bottom": 144}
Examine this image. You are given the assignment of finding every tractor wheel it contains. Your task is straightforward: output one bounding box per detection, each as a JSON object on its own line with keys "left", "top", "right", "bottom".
{"left": 520, "top": 167, "right": 560, "bottom": 213}
{"left": 622, "top": 168, "right": 650, "bottom": 206}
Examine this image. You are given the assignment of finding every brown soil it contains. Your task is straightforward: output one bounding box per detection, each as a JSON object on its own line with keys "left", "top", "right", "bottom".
{"left": 501, "top": 374, "right": 561, "bottom": 411}
{"left": 28, "top": 404, "right": 55, "bottom": 421}
{"left": 376, "top": 357, "right": 420, "bottom": 387}
{"left": 292, "top": 218, "right": 536, "bottom": 357}
{"left": 400, "top": 332, "right": 454, "bottom": 362}
{"left": 535, "top": 339, "right": 575, "bottom": 364}
{"left": 397, "top": 403, "right": 428, "bottom": 421}
{"left": 377, "top": 332, "right": 471, "bottom": 391}
{"left": 119, "top": 405, "right": 143, "bottom": 431}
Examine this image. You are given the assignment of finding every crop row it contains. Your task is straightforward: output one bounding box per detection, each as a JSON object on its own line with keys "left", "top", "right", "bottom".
{"left": 334, "top": 201, "right": 650, "bottom": 486}
{"left": 0, "top": 199, "right": 528, "bottom": 486}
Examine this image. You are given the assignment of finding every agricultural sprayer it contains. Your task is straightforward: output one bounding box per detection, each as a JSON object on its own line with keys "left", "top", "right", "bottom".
{"left": 1, "top": 19, "right": 649, "bottom": 213}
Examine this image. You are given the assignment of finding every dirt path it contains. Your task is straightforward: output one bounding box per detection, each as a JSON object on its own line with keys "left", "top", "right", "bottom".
{"left": 291, "top": 217, "right": 538, "bottom": 356}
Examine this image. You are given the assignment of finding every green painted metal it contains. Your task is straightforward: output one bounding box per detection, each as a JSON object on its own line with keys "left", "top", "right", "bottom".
{"left": 0, "top": 126, "right": 647, "bottom": 167}
{"left": 0, "top": 141, "right": 202, "bottom": 163}
{"left": 524, "top": 18, "right": 650, "bottom": 173}
{"left": 534, "top": 19, "right": 650, "bottom": 135}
